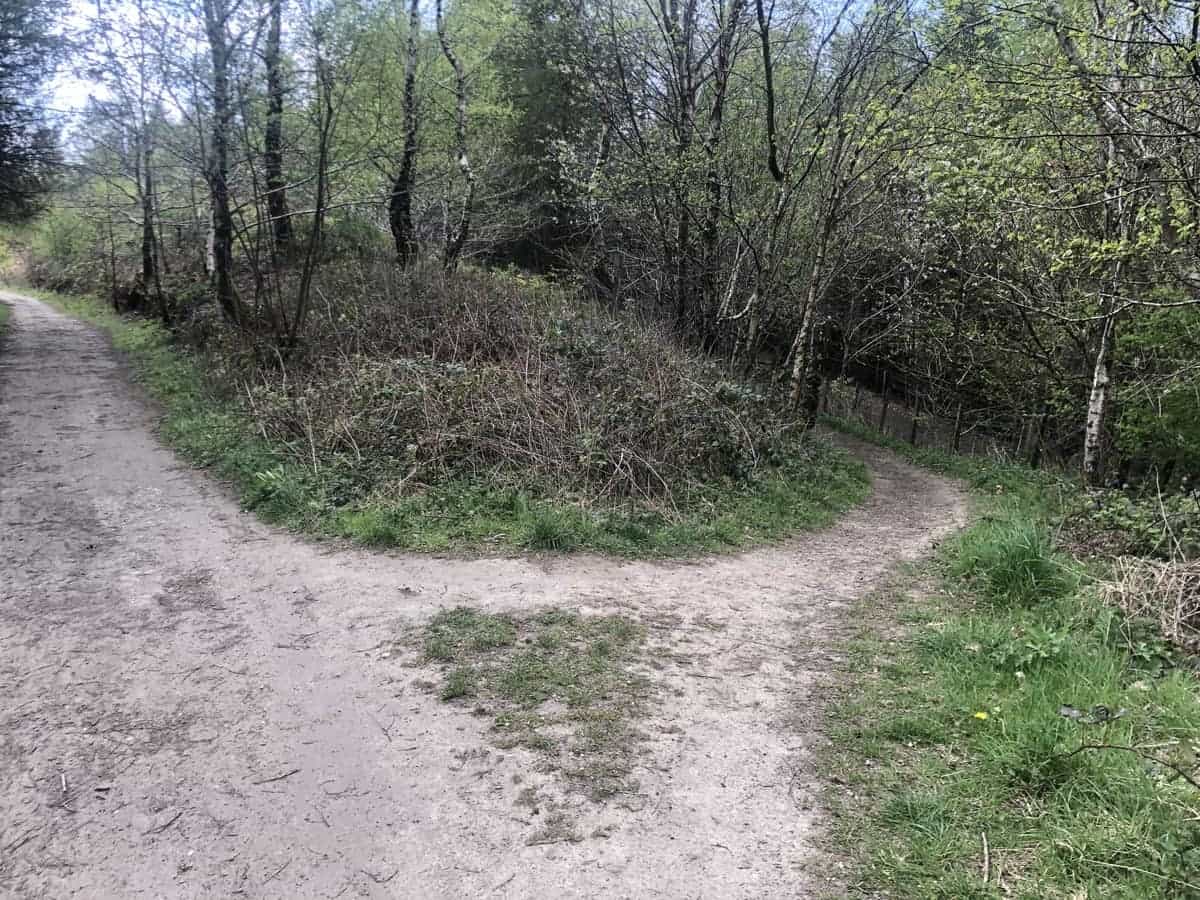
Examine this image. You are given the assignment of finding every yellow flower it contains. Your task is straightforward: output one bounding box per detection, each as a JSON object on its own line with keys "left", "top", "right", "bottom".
{"left": 973, "top": 711, "right": 989, "bottom": 720}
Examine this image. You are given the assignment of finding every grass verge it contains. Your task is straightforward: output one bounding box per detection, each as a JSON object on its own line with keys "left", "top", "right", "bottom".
{"left": 0, "top": 300, "right": 10, "bottom": 339}
{"left": 19, "top": 286, "right": 870, "bottom": 556}
{"left": 422, "top": 606, "right": 649, "bottom": 802}
{"left": 821, "top": 422, "right": 1200, "bottom": 899}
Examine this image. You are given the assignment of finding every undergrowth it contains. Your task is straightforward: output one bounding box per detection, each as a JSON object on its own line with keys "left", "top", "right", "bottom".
{"left": 22, "top": 282, "right": 868, "bottom": 556}
{"left": 822, "top": 422, "right": 1200, "bottom": 899}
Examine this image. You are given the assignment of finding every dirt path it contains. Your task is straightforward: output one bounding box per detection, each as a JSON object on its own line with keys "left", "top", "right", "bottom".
{"left": 0, "top": 290, "right": 967, "bottom": 899}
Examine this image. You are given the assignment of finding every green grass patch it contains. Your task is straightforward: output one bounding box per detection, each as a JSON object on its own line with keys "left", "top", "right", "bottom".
{"left": 822, "top": 423, "right": 1200, "bottom": 899}
{"left": 20, "top": 287, "right": 869, "bottom": 557}
{"left": 422, "top": 606, "right": 650, "bottom": 800}
{"left": 0, "top": 300, "right": 10, "bottom": 339}
{"left": 947, "top": 518, "right": 1077, "bottom": 606}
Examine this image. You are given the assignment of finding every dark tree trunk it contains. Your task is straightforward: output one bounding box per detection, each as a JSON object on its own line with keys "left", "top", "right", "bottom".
{"left": 264, "top": 0, "right": 291, "bottom": 247}
{"left": 700, "top": 0, "right": 743, "bottom": 342}
{"left": 389, "top": 0, "right": 420, "bottom": 267}
{"left": 204, "top": 0, "right": 241, "bottom": 325}
{"left": 141, "top": 146, "right": 168, "bottom": 324}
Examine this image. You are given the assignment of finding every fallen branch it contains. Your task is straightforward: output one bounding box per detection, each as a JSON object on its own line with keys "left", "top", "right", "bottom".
{"left": 251, "top": 767, "right": 301, "bottom": 785}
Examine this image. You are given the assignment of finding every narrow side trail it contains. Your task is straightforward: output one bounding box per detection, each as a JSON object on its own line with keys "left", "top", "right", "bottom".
{"left": 0, "top": 291, "right": 967, "bottom": 899}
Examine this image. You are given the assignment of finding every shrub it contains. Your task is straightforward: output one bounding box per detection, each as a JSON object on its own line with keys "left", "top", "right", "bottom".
{"left": 1068, "top": 489, "right": 1200, "bottom": 560}
{"left": 235, "top": 263, "right": 810, "bottom": 509}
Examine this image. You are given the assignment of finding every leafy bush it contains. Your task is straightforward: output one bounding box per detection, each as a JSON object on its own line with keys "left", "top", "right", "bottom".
{"left": 1069, "top": 489, "right": 1200, "bottom": 560}
{"left": 986, "top": 622, "right": 1068, "bottom": 672}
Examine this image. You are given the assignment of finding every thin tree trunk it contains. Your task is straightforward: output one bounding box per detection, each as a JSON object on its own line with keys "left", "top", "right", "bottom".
{"left": 203, "top": 0, "right": 241, "bottom": 325}
{"left": 787, "top": 224, "right": 830, "bottom": 418}
{"left": 667, "top": 0, "right": 698, "bottom": 332}
{"left": 138, "top": 151, "right": 155, "bottom": 306}
{"left": 1083, "top": 311, "right": 1115, "bottom": 485}
{"left": 1030, "top": 404, "right": 1049, "bottom": 469}
{"left": 743, "top": 0, "right": 783, "bottom": 372}
{"left": 105, "top": 180, "right": 118, "bottom": 308}
{"left": 390, "top": 0, "right": 420, "bottom": 266}
{"left": 437, "top": 0, "right": 474, "bottom": 271}
{"left": 264, "top": 0, "right": 291, "bottom": 248}
{"left": 142, "top": 146, "right": 168, "bottom": 324}
{"left": 699, "top": 0, "right": 743, "bottom": 345}
{"left": 878, "top": 370, "right": 890, "bottom": 432}
{"left": 289, "top": 44, "right": 332, "bottom": 346}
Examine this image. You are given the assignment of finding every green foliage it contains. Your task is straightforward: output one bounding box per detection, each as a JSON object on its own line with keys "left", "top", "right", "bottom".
{"left": 824, "top": 446, "right": 1200, "bottom": 899}
{"left": 1070, "top": 489, "right": 1200, "bottom": 560}
{"left": 0, "top": 0, "right": 63, "bottom": 223}
{"left": 1116, "top": 307, "right": 1200, "bottom": 475}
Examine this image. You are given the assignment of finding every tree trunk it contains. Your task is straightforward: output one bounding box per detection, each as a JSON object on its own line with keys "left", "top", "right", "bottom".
{"left": 878, "top": 371, "right": 890, "bottom": 432}
{"left": 1029, "top": 405, "right": 1049, "bottom": 469}
{"left": 437, "top": 0, "right": 474, "bottom": 271}
{"left": 787, "top": 236, "right": 828, "bottom": 419}
{"left": 390, "top": 0, "right": 420, "bottom": 266}
{"left": 1083, "top": 312, "right": 1115, "bottom": 485}
{"left": 289, "top": 41, "right": 333, "bottom": 346}
{"left": 699, "top": 0, "right": 743, "bottom": 345}
{"left": 141, "top": 144, "right": 168, "bottom": 324}
{"left": 264, "top": 0, "right": 291, "bottom": 248}
{"left": 668, "top": 0, "right": 698, "bottom": 333}
{"left": 203, "top": 0, "right": 241, "bottom": 325}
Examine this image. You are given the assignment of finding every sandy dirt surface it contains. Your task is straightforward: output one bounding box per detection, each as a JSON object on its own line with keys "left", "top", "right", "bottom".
{"left": 0, "top": 290, "right": 967, "bottom": 899}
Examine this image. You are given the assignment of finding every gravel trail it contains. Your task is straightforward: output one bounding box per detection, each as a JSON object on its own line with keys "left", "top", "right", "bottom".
{"left": 0, "top": 290, "right": 967, "bottom": 899}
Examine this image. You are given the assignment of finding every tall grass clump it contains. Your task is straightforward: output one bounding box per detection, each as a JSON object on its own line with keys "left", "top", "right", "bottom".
{"left": 948, "top": 516, "right": 1076, "bottom": 605}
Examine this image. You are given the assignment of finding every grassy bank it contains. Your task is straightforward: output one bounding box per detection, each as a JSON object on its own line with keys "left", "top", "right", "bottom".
{"left": 22, "top": 286, "right": 868, "bottom": 556}
{"left": 0, "top": 300, "right": 9, "bottom": 338}
{"left": 821, "top": 422, "right": 1200, "bottom": 898}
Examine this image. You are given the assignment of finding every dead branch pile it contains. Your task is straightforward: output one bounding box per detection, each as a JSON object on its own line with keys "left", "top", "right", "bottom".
{"left": 1102, "top": 557, "right": 1200, "bottom": 653}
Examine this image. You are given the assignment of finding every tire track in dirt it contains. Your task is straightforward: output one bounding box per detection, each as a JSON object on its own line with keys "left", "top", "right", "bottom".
{"left": 0, "top": 291, "right": 966, "bottom": 899}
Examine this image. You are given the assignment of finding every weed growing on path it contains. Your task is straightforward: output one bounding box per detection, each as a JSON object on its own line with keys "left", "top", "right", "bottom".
{"left": 422, "top": 606, "right": 650, "bottom": 802}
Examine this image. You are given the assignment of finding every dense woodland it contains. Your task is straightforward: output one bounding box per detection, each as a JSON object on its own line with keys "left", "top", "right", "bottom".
{"left": 5, "top": 0, "right": 1200, "bottom": 498}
